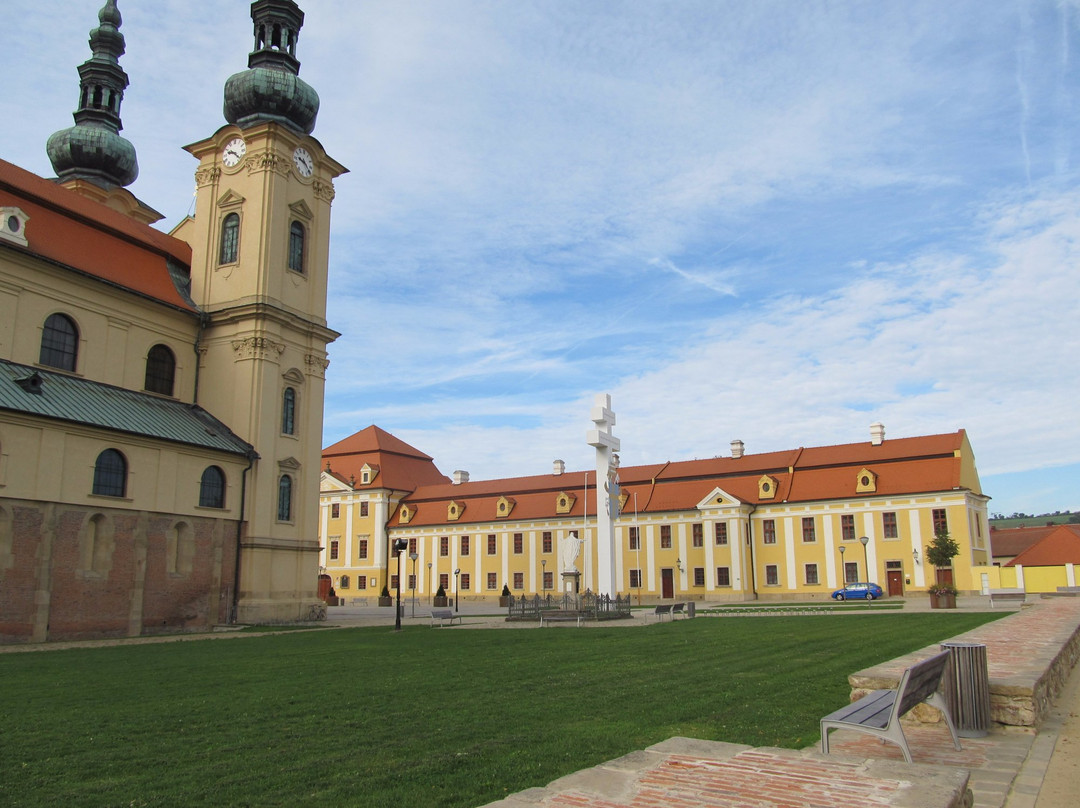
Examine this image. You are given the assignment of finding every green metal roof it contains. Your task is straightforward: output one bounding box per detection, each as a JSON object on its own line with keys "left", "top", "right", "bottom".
{"left": 0, "top": 359, "right": 256, "bottom": 458}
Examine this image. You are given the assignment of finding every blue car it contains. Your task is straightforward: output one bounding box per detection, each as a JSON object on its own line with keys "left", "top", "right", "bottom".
{"left": 831, "top": 582, "right": 884, "bottom": 601}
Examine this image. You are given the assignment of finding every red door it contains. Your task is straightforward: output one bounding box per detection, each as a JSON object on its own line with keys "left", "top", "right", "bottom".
{"left": 661, "top": 568, "right": 674, "bottom": 599}
{"left": 887, "top": 570, "right": 903, "bottom": 596}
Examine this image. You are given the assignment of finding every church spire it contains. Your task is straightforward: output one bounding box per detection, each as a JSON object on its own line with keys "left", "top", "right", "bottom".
{"left": 223, "top": 0, "right": 320, "bottom": 135}
{"left": 46, "top": 0, "right": 138, "bottom": 188}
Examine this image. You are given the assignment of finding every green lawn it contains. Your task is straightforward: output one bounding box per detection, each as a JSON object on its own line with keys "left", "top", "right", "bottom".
{"left": 0, "top": 613, "right": 1003, "bottom": 808}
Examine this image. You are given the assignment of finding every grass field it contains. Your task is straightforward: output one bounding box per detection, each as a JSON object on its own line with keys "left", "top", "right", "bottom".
{"left": 0, "top": 612, "right": 1003, "bottom": 808}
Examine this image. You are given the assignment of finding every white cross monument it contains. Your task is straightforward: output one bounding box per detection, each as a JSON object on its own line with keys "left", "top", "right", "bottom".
{"left": 586, "top": 393, "right": 620, "bottom": 597}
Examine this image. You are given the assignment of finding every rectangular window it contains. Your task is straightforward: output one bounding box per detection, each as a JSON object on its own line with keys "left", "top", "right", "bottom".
{"left": 358, "top": 539, "right": 368, "bottom": 559}
{"left": 628, "top": 526, "right": 640, "bottom": 550}
{"left": 660, "top": 525, "right": 672, "bottom": 548}
{"left": 841, "top": 514, "right": 855, "bottom": 541}
{"left": 487, "top": 534, "right": 497, "bottom": 555}
{"left": 883, "top": 512, "right": 898, "bottom": 539}
{"left": 439, "top": 573, "right": 449, "bottom": 590}
{"left": 487, "top": 572, "right": 498, "bottom": 590}
{"left": 543, "top": 571, "right": 553, "bottom": 590}
{"left": 408, "top": 574, "right": 416, "bottom": 590}
{"left": 460, "top": 573, "right": 470, "bottom": 591}
{"left": 357, "top": 576, "right": 367, "bottom": 590}
{"left": 408, "top": 537, "right": 417, "bottom": 555}
{"left": 629, "top": 569, "right": 642, "bottom": 588}
{"left": 692, "top": 523, "right": 704, "bottom": 548}
{"left": 802, "top": 517, "right": 816, "bottom": 543}
{"left": 933, "top": 508, "right": 948, "bottom": 535}
{"left": 693, "top": 567, "right": 705, "bottom": 586}
{"left": 360, "top": 501, "right": 369, "bottom": 517}
{"left": 331, "top": 503, "right": 340, "bottom": 518}
{"left": 845, "top": 562, "right": 859, "bottom": 584}
{"left": 513, "top": 572, "right": 524, "bottom": 590}
{"left": 460, "top": 535, "right": 470, "bottom": 556}
{"left": 329, "top": 540, "right": 339, "bottom": 560}
{"left": 391, "top": 574, "right": 399, "bottom": 590}
{"left": 762, "top": 519, "right": 776, "bottom": 544}
{"left": 765, "top": 564, "right": 779, "bottom": 586}
{"left": 440, "top": 536, "right": 449, "bottom": 557}
{"left": 716, "top": 567, "right": 731, "bottom": 587}
{"left": 714, "top": 523, "right": 728, "bottom": 545}
{"left": 542, "top": 531, "right": 552, "bottom": 553}
{"left": 513, "top": 533, "right": 523, "bottom": 554}
{"left": 805, "top": 563, "right": 819, "bottom": 585}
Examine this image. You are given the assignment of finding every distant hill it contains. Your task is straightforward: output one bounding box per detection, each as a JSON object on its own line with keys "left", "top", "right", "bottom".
{"left": 989, "top": 511, "right": 1079, "bottom": 529}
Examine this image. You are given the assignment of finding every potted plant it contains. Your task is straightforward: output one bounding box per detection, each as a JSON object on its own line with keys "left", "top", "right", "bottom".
{"left": 377, "top": 585, "right": 393, "bottom": 607}
{"left": 924, "top": 528, "right": 961, "bottom": 608}
{"left": 928, "top": 582, "right": 959, "bottom": 609}
{"left": 499, "top": 583, "right": 511, "bottom": 607}
{"left": 433, "top": 583, "right": 448, "bottom": 607}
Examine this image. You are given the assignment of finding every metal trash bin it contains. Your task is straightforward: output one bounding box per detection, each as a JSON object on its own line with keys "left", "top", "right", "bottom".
{"left": 940, "top": 641, "right": 991, "bottom": 737}
{"left": 687, "top": 601, "right": 696, "bottom": 618}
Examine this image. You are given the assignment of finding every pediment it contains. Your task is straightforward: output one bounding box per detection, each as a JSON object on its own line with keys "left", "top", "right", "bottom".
{"left": 320, "top": 471, "right": 351, "bottom": 492}
{"left": 289, "top": 199, "right": 314, "bottom": 221}
{"left": 697, "top": 486, "right": 743, "bottom": 510}
{"left": 217, "top": 189, "right": 245, "bottom": 208}
{"left": 279, "top": 457, "right": 301, "bottom": 471}
{"left": 282, "top": 367, "right": 306, "bottom": 385}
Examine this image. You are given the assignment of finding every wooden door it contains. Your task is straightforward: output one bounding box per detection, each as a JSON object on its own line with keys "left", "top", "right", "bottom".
{"left": 661, "top": 568, "right": 674, "bottom": 599}
{"left": 886, "top": 569, "right": 903, "bottom": 596}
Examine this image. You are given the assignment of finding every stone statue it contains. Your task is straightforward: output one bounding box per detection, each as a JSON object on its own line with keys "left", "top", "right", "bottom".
{"left": 561, "top": 531, "right": 583, "bottom": 573}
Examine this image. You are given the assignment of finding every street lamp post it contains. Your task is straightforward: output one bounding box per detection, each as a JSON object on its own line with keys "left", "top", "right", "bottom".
{"left": 454, "top": 568, "right": 461, "bottom": 612}
{"left": 839, "top": 544, "right": 846, "bottom": 584}
{"left": 541, "top": 559, "right": 547, "bottom": 597}
{"left": 409, "top": 551, "right": 418, "bottom": 618}
{"left": 427, "top": 562, "right": 432, "bottom": 606}
{"left": 392, "top": 538, "right": 407, "bottom": 631}
{"left": 858, "top": 536, "right": 870, "bottom": 582}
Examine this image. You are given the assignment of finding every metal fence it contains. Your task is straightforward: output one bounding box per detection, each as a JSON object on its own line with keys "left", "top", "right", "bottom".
{"left": 507, "top": 592, "right": 632, "bottom": 621}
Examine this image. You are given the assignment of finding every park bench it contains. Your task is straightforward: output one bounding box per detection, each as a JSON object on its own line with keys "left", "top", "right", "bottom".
{"left": 820, "top": 650, "right": 961, "bottom": 764}
{"left": 430, "top": 609, "right": 461, "bottom": 627}
{"left": 989, "top": 588, "right": 1026, "bottom": 607}
{"left": 539, "top": 612, "right": 583, "bottom": 627}
{"left": 653, "top": 604, "right": 673, "bottom": 621}
{"left": 672, "top": 602, "right": 686, "bottom": 618}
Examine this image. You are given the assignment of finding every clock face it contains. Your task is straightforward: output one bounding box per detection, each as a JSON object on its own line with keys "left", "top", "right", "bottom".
{"left": 222, "top": 137, "right": 246, "bottom": 167}
{"left": 293, "top": 147, "right": 314, "bottom": 177}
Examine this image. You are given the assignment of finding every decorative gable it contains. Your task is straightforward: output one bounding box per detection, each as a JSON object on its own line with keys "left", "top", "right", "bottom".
{"left": 555, "top": 492, "right": 576, "bottom": 514}
{"left": 447, "top": 500, "right": 465, "bottom": 521}
{"left": 1, "top": 207, "right": 29, "bottom": 247}
{"left": 855, "top": 468, "right": 877, "bottom": 494}
{"left": 696, "top": 486, "right": 742, "bottom": 510}
{"left": 496, "top": 496, "right": 516, "bottom": 518}
{"left": 288, "top": 198, "right": 314, "bottom": 222}
{"left": 618, "top": 491, "right": 630, "bottom": 511}
{"left": 398, "top": 503, "right": 414, "bottom": 524}
{"left": 757, "top": 475, "right": 778, "bottom": 500}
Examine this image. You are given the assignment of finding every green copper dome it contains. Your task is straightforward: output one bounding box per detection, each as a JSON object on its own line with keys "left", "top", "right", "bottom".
{"left": 47, "top": 0, "right": 138, "bottom": 188}
{"left": 223, "top": 0, "right": 320, "bottom": 135}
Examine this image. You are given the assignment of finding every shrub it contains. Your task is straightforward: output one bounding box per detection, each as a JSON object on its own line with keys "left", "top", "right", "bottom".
{"left": 928, "top": 583, "right": 959, "bottom": 596}
{"left": 501, "top": 584, "right": 511, "bottom": 597}
{"left": 380, "top": 585, "right": 390, "bottom": 598}
{"left": 435, "top": 584, "right": 446, "bottom": 598}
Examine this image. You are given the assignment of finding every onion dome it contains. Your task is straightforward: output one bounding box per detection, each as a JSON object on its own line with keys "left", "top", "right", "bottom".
{"left": 223, "top": 0, "right": 320, "bottom": 135}
{"left": 46, "top": 0, "right": 138, "bottom": 188}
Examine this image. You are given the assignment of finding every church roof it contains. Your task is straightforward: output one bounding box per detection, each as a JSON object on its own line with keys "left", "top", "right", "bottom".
{"left": 0, "top": 157, "right": 196, "bottom": 312}
{"left": 1005, "top": 526, "right": 1080, "bottom": 567}
{"left": 0, "top": 359, "right": 255, "bottom": 457}
{"left": 322, "top": 425, "right": 450, "bottom": 493}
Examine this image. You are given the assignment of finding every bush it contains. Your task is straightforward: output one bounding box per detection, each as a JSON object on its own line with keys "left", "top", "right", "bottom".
{"left": 928, "top": 583, "right": 959, "bottom": 596}
{"left": 380, "top": 585, "right": 390, "bottom": 598}
{"left": 435, "top": 584, "right": 446, "bottom": 598}
{"left": 501, "top": 584, "right": 511, "bottom": 597}
{"left": 925, "top": 529, "right": 960, "bottom": 570}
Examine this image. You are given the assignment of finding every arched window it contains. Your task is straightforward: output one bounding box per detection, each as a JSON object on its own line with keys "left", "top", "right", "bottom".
{"left": 281, "top": 387, "right": 297, "bottom": 435}
{"left": 199, "top": 466, "right": 226, "bottom": 508}
{"left": 277, "top": 474, "right": 293, "bottom": 521}
{"left": 339, "top": 574, "right": 350, "bottom": 589}
{"left": 288, "top": 221, "right": 305, "bottom": 273}
{"left": 39, "top": 313, "right": 79, "bottom": 371}
{"left": 92, "top": 449, "right": 127, "bottom": 497}
{"left": 219, "top": 212, "right": 240, "bottom": 264}
{"left": 144, "top": 344, "right": 176, "bottom": 396}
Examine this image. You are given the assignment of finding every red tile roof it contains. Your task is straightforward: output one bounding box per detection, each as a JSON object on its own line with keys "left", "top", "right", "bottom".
{"left": 0, "top": 158, "right": 195, "bottom": 312}
{"left": 1005, "top": 526, "right": 1080, "bottom": 567}
{"left": 990, "top": 525, "right": 1074, "bottom": 559}
{"left": 322, "top": 425, "right": 450, "bottom": 492}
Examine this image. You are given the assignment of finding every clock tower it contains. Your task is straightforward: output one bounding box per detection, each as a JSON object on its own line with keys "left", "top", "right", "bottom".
{"left": 173, "top": 0, "right": 346, "bottom": 623}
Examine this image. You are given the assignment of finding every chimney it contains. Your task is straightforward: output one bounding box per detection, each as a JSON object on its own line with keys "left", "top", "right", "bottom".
{"left": 870, "top": 423, "right": 885, "bottom": 446}
{"left": 452, "top": 470, "right": 469, "bottom": 485}
{"left": 730, "top": 440, "right": 744, "bottom": 459}
{"left": 553, "top": 459, "right": 565, "bottom": 476}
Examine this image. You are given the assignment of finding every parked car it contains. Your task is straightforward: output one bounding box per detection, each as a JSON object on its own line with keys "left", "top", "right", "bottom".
{"left": 831, "top": 582, "right": 884, "bottom": 601}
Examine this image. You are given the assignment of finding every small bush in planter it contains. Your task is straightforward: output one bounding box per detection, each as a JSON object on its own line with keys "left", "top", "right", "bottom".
{"left": 499, "top": 583, "right": 511, "bottom": 606}
{"left": 501, "top": 584, "right": 511, "bottom": 597}
{"left": 378, "top": 585, "right": 393, "bottom": 606}
{"left": 435, "top": 584, "right": 446, "bottom": 598}
{"left": 928, "top": 583, "right": 959, "bottom": 597}
{"left": 433, "top": 583, "right": 448, "bottom": 607}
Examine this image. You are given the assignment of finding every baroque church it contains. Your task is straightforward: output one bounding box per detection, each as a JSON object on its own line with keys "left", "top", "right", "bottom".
{"left": 0, "top": 0, "right": 344, "bottom": 642}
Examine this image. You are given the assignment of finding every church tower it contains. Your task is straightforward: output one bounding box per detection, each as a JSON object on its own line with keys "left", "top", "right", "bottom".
{"left": 174, "top": 0, "right": 346, "bottom": 623}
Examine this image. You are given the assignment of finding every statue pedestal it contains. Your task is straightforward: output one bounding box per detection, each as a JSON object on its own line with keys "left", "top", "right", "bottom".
{"left": 562, "top": 570, "right": 581, "bottom": 595}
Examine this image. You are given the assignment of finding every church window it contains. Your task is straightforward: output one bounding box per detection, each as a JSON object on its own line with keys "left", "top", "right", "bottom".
{"left": 144, "top": 344, "right": 176, "bottom": 396}
{"left": 92, "top": 449, "right": 127, "bottom": 497}
{"left": 199, "top": 466, "right": 226, "bottom": 508}
{"left": 219, "top": 213, "right": 240, "bottom": 264}
{"left": 281, "top": 387, "right": 297, "bottom": 435}
{"left": 277, "top": 475, "right": 293, "bottom": 521}
{"left": 40, "top": 313, "right": 79, "bottom": 371}
{"left": 288, "top": 221, "right": 305, "bottom": 273}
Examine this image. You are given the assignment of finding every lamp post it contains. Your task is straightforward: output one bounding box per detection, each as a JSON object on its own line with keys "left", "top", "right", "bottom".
{"left": 409, "top": 551, "right": 418, "bottom": 618}
{"left": 427, "top": 561, "right": 432, "bottom": 605}
{"left": 454, "top": 568, "right": 461, "bottom": 612}
{"left": 541, "top": 559, "right": 547, "bottom": 596}
{"left": 392, "top": 538, "right": 408, "bottom": 631}
{"left": 858, "top": 536, "right": 870, "bottom": 582}
{"left": 839, "top": 544, "right": 846, "bottom": 584}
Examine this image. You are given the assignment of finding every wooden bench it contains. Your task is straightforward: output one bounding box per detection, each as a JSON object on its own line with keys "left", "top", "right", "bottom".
{"left": 820, "top": 650, "right": 961, "bottom": 764}
{"left": 653, "top": 604, "right": 673, "bottom": 622}
{"left": 430, "top": 609, "right": 461, "bottom": 627}
{"left": 989, "top": 588, "right": 1026, "bottom": 607}
{"left": 540, "top": 612, "right": 583, "bottom": 627}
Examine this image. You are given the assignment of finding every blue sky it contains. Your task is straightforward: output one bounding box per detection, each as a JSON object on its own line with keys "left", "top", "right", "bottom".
{"left": 6, "top": 1, "right": 1079, "bottom": 517}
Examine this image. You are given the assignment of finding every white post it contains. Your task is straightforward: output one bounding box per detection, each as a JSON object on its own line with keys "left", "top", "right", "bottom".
{"left": 586, "top": 393, "right": 620, "bottom": 597}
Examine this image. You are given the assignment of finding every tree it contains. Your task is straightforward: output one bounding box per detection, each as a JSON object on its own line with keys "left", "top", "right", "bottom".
{"left": 925, "top": 528, "right": 960, "bottom": 577}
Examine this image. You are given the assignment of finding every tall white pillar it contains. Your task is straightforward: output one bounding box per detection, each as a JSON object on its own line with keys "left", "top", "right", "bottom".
{"left": 586, "top": 393, "right": 620, "bottom": 596}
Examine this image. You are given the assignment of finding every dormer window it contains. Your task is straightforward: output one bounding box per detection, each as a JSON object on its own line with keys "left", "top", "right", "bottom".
{"left": 447, "top": 501, "right": 465, "bottom": 521}
{"left": 0, "top": 207, "right": 29, "bottom": 246}
{"left": 398, "top": 504, "right": 413, "bottom": 524}
{"left": 757, "top": 475, "right": 778, "bottom": 500}
{"left": 555, "top": 492, "right": 576, "bottom": 514}
{"left": 496, "top": 496, "right": 516, "bottom": 518}
{"left": 855, "top": 468, "right": 878, "bottom": 494}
